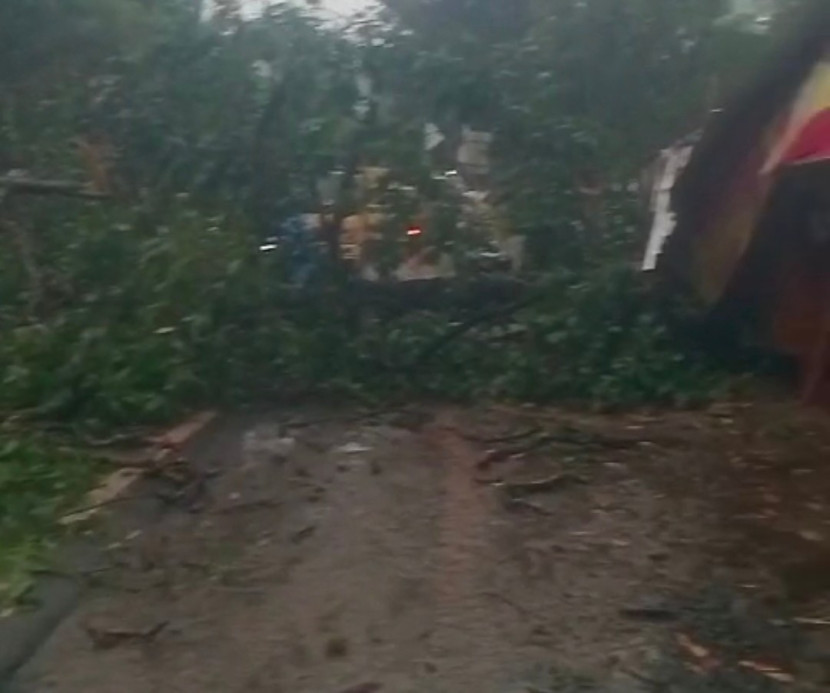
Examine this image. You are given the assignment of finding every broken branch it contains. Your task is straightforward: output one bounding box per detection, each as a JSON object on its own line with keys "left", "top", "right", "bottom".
{"left": 0, "top": 176, "right": 109, "bottom": 199}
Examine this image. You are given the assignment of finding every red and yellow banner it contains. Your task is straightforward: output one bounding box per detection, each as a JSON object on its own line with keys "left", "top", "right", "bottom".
{"left": 690, "top": 59, "right": 830, "bottom": 306}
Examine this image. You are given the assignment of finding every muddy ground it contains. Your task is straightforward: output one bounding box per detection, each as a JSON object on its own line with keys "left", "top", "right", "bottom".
{"left": 8, "top": 401, "right": 830, "bottom": 692}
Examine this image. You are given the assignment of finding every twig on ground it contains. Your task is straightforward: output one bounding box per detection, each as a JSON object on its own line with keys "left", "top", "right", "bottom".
{"left": 473, "top": 425, "right": 633, "bottom": 482}
{"left": 793, "top": 616, "right": 830, "bottom": 628}
{"left": 62, "top": 492, "right": 150, "bottom": 519}
{"left": 289, "top": 524, "right": 317, "bottom": 544}
{"left": 500, "top": 495, "right": 555, "bottom": 516}
{"left": 537, "top": 428, "right": 642, "bottom": 451}
{"left": 500, "top": 473, "right": 587, "bottom": 496}
{"left": 457, "top": 424, "right": 542, "bottom": 446}
{"left": 474, "top": 447, "right": 519, "bottom": 478}
{"left": 31, "top": 564, "right": 112, "bottom": 582}
{"left": 338, "top": 683, "right": 383, "bottom": 693}
{"left": 80, "top": 430, "right": 150, "bottom": 448}
{"left": 482, "top": 590, "right": 533, "bottom": 617}
{"left": 619, "top": 605, "right": 678, "bottom": 622}
{"left": 473, "top": 433, "right": 557, "bottom": 482}
{"left": 212, "top": 496, "right": 281, "bottom": 514}
{"left": 84, "top": 620, "right": 168, "bottom": 650}
{"left": 622, "top": 668, "right": 663, "bottom": 686}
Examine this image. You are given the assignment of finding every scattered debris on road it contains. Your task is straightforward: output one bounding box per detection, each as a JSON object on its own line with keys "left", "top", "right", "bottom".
{"left": 14, "top": 403, "right": 830, "bottom": 692}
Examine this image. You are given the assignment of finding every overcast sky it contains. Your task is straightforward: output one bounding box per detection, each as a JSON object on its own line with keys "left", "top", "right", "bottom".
{"left": 241, "top": 0, "right": 375, "bottom": 17}
{"left": 320, "top": 0, "right": 374, "bottom": 13}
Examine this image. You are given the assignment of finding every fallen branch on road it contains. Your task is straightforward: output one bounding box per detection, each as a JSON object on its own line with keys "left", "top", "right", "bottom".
{"left": 407, "top": 290, "right": 543, "bottom": 371}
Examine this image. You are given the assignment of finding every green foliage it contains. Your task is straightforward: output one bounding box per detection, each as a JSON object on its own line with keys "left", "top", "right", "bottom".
{"left": 0, "top": 196, "right": 722, "bottom": 422}
{"left": 0, "top": 0, "right": 786, "bottom": 599}
{"left": 503, "top": 270, "right": 722, "bottom": 407}
{"left": 371, "top": 266, "right": 725, "bottom": 408}
{"left": 0, "top": 200, "right": 278, "bottom": 425}
{"left": 0, "top": 432, "right": 99, "bottom": 609}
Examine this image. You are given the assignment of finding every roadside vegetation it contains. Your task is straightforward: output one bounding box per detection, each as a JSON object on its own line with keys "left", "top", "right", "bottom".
{"left": 0, "top": 0, "right": 813, "bottom": 607}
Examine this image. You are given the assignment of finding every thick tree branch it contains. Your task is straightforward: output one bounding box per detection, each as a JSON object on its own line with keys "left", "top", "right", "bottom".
{"left": 0, "top": 176, "right": 109, "bottom": 199}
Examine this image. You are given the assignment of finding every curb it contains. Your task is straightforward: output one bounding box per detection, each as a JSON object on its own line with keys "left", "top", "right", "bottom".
{"left": 0, "top": 572, "right": 84, "bottom": 687}
{"left": 0, "top": 411, "right": 219, "bottom": 690}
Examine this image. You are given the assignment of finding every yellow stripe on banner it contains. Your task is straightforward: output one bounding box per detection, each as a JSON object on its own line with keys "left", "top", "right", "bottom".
{"left": 691, "top": 60, "right": 830, "bottom": 306}
{"left": 764, "top": 60, "right": 830, "bottom": 174}
{"left": 692, "top": 123, "right": 782, "bottom": 305}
